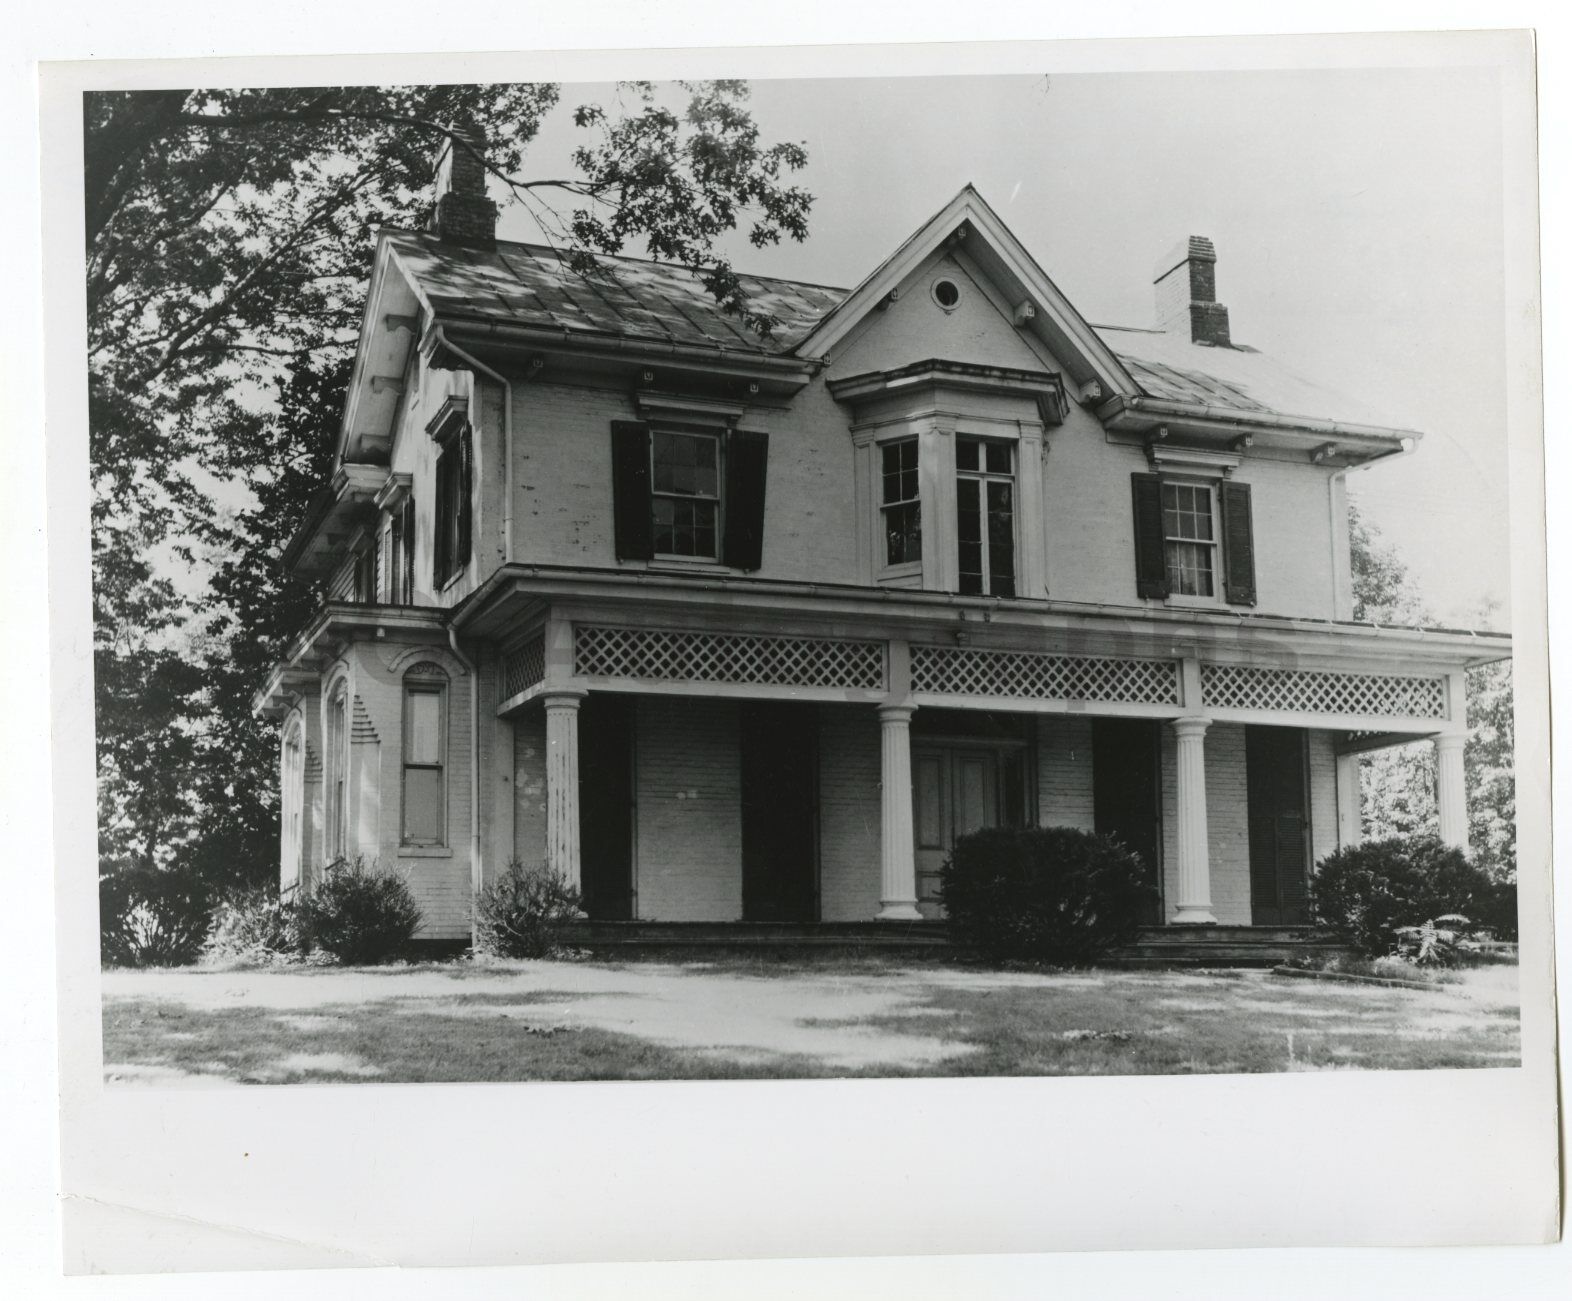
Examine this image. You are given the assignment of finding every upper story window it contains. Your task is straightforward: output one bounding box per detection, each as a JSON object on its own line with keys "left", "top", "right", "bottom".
{"left": 880, "top": 438, "right": 921, "bottom": 567}
{"left": 650, "top": 429, "right": 720, "bottom": 559}
{"left": 387, "top": 496, "right": 415, "bottom": 604}
{"left": 433, "top": 420, "right": 472, "bottom": 589}
{"left": 955, "top": 436, "right": 1016, "bottom": 597}
{"left": 351, "top": 544, "right": 376, "bottom": 604}
{"left": 1161, "top": 481, "right": 1216, "bottom": 597}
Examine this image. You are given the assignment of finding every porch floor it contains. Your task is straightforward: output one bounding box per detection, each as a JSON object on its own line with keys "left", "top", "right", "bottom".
{"left": 561, "top": 921, "right": 1352, "bottom": 967}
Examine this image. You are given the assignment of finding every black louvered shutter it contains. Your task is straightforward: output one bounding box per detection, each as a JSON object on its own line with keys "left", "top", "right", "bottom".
{"left": 1220, "top": 479, "right": 1257, "bottom": 606}
{"left": 722, "top": 430, "right": 769, "bottom": 571}
{"left": 610, "top": 421, "right": 653, "bottom": 561}
{"left": 1130, "top": 473, "right": 1169, "bottom": 600}
{"left": 457, "top": 425, "right": 473, "bottom": 568}
{"left": 433, "top": 449, "right": 451, "bottom": 584}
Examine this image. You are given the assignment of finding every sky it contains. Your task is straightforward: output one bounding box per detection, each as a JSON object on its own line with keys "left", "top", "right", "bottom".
{"left": 499, "top": 69, "right": 1515, "bottom": 630}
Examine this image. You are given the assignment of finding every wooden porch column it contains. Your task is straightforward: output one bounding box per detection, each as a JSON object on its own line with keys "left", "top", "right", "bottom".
{"left": 543, "top": 688, "right": 587, "bottom": 888}
{"left": 1335, "top": 752, "right": 1363, "bottom": 848}
{"left": 1170, "top": 716, "right": 1217, "bottom": 924}
{"left": 877, "top": 703, "right": 922, "bottom": 920}
{"left": 1434, "top": 732, "right": 1470, "bottom": 851}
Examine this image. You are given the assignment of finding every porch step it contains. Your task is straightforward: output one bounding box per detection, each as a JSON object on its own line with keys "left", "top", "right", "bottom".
{"left": 1112, "top": 926, "right": 1353, "bottom": 968}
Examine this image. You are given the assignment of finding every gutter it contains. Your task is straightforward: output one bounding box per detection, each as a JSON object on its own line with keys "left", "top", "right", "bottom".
{"left": 1097, "top": 393, "right": 1422, "bottom": 455}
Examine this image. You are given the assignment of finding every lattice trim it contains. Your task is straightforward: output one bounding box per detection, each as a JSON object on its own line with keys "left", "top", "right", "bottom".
{"left": 1200, "top": 664, "right": 1447, "bottom": 719}
{"left": 502, "top": 636, "right": 546, "bottom": 700}
{"left": 574, "top": 625, "right": 886, "bottom": 690}
{"left": 911, "top": 646, "right": 1181, "bottom": 704}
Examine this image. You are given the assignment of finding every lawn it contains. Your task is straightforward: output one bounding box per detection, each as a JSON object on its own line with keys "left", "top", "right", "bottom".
{"left": 100, "top": 956, "right": 1521, "bottom": 1085}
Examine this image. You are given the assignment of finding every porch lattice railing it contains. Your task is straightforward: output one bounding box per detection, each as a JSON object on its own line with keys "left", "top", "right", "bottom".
{"left": 1200, "top": 664, "right": 1447, "bottom": 719}
{"left": 910, "top": 645, "right": 1181, "bottom": 705}
{"left": 501, "top": 635, "right": 546, "bottom": 700}
{"left": 574, "top": 625, "right": 887, "bottom": 691}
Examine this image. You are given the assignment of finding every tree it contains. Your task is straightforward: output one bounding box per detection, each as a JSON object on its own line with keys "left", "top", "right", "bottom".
{"left": 1347, "top": 500, "right": 1515, "bottom": 884}
{"left": 88, "top": 81, "right": 814, "bottom": 891}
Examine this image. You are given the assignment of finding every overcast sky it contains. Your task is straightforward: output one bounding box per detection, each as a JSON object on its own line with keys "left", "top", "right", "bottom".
{"left": 501, "top": 68, "right": 1514, "bottom": 630}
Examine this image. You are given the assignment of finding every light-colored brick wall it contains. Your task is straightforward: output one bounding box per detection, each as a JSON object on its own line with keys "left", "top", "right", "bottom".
{"left": 817, "top": 705, "right": 882, "bottom": 921}
{"left": 633, "top": 696, "right": 743, "bottom": 921}
{"left": 1159, "top": 721, "right": 1252, "bottom": 925}
{"left": 1036, "top": 716, "right": 1095, "bottom": 829}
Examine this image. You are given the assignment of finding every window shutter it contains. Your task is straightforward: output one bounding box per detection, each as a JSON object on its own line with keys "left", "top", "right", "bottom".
{"left": 457, "top": 426, "right": 473, "bottom": 567}
{"left": 1130, "top": 472, "right": 1169, "bottom": 599}
{"left": 433, "top": 452, "right": 451, "bottom": 585}
{"left": 610, "top": 421, "right": 653, "bottom": 561}
{"left": 722, "top": 429, "right": 769, "bottom": 571}
{"left": 1220, "top": 479, "right": 1257, "bottom": 606}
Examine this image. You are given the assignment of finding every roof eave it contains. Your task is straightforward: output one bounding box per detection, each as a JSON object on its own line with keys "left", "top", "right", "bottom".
{"left": 1098, "top": 394, "right": 1417, "bottom": 465}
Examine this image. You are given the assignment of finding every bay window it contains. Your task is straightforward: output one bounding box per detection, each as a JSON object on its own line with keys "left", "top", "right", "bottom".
{"left": 955, "top": 436, "right": 1016, "bottom": 597}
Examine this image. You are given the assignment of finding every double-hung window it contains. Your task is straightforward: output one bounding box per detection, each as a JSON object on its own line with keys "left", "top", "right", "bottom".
{"left": 880, "top": 438, "right": 921, "bottom": 567}
{"left": 650, "top": 429, "right": 720, "bottom": 559}
{"left": 1161, "top": 481, "right": 1217, "bottom": 598}
{"left": 327, "top": 688, "right": 348, "bottom": 860}
{"left": 433, "top": 423, "right": 472, "bottom": 588}
{"left": 955, "top": 437, "right": 1016, "bottom": 597}
{"left": 401, "top": 676, "right": 446, "bottom": 846}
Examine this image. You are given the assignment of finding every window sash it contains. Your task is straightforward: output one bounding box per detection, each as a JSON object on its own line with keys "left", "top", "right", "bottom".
{"left": 650, "top": 429, "right": 721, "bottom": 558}
{"left": 401, "top": 683, "right": 446, "bottom": 845}
{"left": 327, "top": 692, "right": 348, "bottom": 860}
{"left": 1161, "top": 482, "right": 1217, "bottom": 597}
{"left": 879, "top": 438, "right": 922, "bottom": 567}
{"left": 955, "top": 438, "right": 1016, "bottom": 597}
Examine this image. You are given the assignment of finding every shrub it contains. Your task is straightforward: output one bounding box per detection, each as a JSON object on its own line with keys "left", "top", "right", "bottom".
{"left": 1309, "top": 835, "right": 1510, "bottom": 957}
{"left": 202, "top": 887, "right": 306, "bottom": 967}
{"left": 473, "top": 860, "right": 582, "bottom": 959}
{"left": 297, "top": 857, "right": 423, "bottom": 965}
{"left": 939, "top": 826, "right": 1154, "bottom": 965}
{"left": 99, "top": 863, "right": 213, "bottom": 967}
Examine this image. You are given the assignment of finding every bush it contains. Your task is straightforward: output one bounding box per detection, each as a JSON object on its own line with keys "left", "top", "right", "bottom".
{"left": 939, "top": 826, "right": 1154, "bottom": 965}
{"left": 202, "top": 887, "right": 306, "bottom": 967}
{"left": 1309, "top": 835, "right": 1512, "bottom": 957}
{"left": 297, "top": 857, "right": 423, "bottom": 965}
{"left": 473, "top": 860, "right": 582, "bottom": 958}
{"left": 99, "top": 863, "right": 213, "bottom": 967}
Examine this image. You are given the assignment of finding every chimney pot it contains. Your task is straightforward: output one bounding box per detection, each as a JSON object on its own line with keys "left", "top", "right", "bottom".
{"left": 1153, "top": 235, "right": 1230, "bottom": 347}
{"left": 430, "top": 120, "right": 498, "bottom": 251}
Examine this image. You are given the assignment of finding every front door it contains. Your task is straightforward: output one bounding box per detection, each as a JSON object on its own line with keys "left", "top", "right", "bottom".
{"left": 740, "top": 702, "right": 818, "bottom": 922}
{"left": 913, "top": 745, "right": 1007, "bottom": 916}
{"left": 1092, "top": 719, "right": 1163, "bottom": 925}
{"left": 1246, "top": 726, "right": 1311, "bottom": 926}
{"left": 578, "top": 695, "right": 635, "bottom": 920}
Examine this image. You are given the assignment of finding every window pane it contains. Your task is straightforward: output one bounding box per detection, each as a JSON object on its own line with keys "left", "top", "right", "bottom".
{"left": 985, "top": 442, "right": 1012, "bottom": 475}
{"left": 987, "top": 480, "right": 1015, "bottom": 595}
{"left": 653, "top": 431, "right": 718, "bottom": 498}
{"left": 406, "top": 689, "right": 442, "bottom": 765}
{"left": 956, "top": 438, "right": 980, "bottom": 472}
{"left": 884, "top": 501, "right": 921, "bottom": 565}
{"left": 403, "top": 766, "right": 443, "bottom": 843}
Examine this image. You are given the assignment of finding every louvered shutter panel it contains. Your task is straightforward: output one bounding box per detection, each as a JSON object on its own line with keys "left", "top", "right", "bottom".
{"left": 433, "top": 451, "right": 451, "bottom": 584}
{"left": 610, "top": 421, "right": 653, "bottom": 561}
{"left": 722, "top": 430, "right": 769, "bottom": 571}
{"left": 457, "top": 425, "right": 473, "bottom": 567}
{"left": 1220, "top": 479, "right": 1257, "bottom": 606}
{"left": 1130, "top": 473, "right": 1169, "bottom": 599}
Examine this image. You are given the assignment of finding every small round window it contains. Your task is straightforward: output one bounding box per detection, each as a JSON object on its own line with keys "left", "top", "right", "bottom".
{"left": 931, "top": 278, "right": 962, "bottom": 310}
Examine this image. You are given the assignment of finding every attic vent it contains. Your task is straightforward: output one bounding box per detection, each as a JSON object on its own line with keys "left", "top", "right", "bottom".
{"left": 931, "top": 278, "right": 961, "bottom": 310}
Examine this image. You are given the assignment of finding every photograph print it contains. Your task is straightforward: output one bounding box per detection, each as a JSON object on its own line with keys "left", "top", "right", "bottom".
{"left": 88, "top": 64, "right": 1530, "bottom": 1087}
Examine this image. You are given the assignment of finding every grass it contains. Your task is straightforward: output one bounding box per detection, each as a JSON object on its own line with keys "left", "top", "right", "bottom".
{"left": 101, "top": 956, "right": 1521, "bottom": 1085}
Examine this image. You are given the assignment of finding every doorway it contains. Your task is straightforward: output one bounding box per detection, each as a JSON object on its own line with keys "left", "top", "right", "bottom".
{"left": 578, "top": 694, "right": 635, "bottom": 920}
{"left": 1246, "top": 726, "right": 1312, "bottom": 926}
{"left": 1092, "top": 719, "right": 1164, "bottom": 925}
{"left": 740, "top": 702, "right": 819, "bottom": 922}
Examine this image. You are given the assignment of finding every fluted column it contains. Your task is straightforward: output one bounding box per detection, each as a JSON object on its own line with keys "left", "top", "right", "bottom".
{"left": 1434, "top": 732, "right": 1469, "bottom": 851}
{"left": 877, "top": 704, "right": 922, "bottom": 920}
{"left": 1170, "top": 716, "right": 1217, "bottom": 924}
{"left": 1335, "top": 752, "right": 1363, "bottom": 848}
{"left": 543, "top": 688, "right": 587, "bottom": 888}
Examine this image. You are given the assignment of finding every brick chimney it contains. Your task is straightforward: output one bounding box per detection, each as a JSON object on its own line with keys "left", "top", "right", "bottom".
{"left": 1153, "top": 236, "right": 1231, "bottom": 347}
{"left": 430, "top": 120, "right": 497, "bottom": 251}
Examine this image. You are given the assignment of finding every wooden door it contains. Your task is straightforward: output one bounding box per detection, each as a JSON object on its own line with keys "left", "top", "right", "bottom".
{"left": 578, "top": 695, "right": 635, "bottom": 920}
{"left": 1246, "top": 726, "right": 1311, "bottom": 926}
{"left": 913, "top": 745, "right": 1002, "bottom": 916}
{"left": 740, "top": 702, "right": 818, "bottom": 922}
{"left": 1092, "top": 719, "right": 1163, "bottom": 925}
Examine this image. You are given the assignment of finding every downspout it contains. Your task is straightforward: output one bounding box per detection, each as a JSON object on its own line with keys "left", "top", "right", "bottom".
{"left": 447, "top": 624, "right": 482, "bottom": 951}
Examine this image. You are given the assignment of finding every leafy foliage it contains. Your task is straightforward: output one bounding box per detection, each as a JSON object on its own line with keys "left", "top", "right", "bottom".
{"left": 87, "top": 82, "right": 813, "bottom": 897}
{"left": 296, "top": 858, "right": 423, "bottom": 965}
{"left": 202, "top": 887, "right": 307, "bottom": 967}
{"left": 473, "top": 860, "right": 583, "bottom": 959}
{"left": 99, "top": 863, "right": 214, "bottom": 967}
{"left": 939, "top": 827, "right": 1154, "bottom": 965}
{"left": 1308, "top": 835, "right": 1514, "bottom": 956}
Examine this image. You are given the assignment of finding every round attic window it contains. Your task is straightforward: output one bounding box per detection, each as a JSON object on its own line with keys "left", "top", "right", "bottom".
{"left": 931, "top": 278, "right": 962, "bottom": 310}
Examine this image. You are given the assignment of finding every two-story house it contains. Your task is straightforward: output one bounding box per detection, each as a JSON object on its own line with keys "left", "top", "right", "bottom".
{"left": 254, "top": 128, "right": 1511, "bottom": 944}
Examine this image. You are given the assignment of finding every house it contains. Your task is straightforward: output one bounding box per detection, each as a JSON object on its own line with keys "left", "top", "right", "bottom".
{"left": 254, "top": 127, "right": 1511, "bottom": 942}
